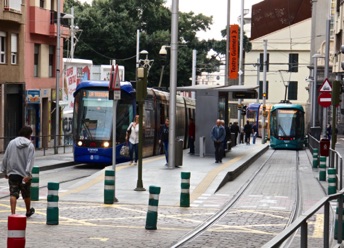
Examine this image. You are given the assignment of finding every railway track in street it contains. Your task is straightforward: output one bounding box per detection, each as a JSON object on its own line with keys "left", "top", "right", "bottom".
{"left": 172, "top": 149, "right": 324, "bottom": 248}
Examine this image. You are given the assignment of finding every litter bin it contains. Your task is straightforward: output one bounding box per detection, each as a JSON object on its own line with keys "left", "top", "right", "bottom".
{"left": 175, "top": 139, "right": 184, "bottom": 166}
{"left": 320, "top": 138, "right": 330, "bottom": 157}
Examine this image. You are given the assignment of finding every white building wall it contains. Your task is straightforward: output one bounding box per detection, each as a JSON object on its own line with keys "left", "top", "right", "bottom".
{"left": 243, "top": 19, "right": 311, "bottom": 107}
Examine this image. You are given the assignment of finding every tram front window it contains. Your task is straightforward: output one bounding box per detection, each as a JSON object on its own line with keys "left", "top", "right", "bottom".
{"left": 277, "top": 109, "right": 302, "bottom": 137}
{"left": 76, "top": 90, "right": 113, "bottom": 140}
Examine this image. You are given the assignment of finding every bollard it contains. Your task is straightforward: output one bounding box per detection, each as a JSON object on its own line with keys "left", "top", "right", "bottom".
{"left": 46, "top": 182, "right": 59, "bottom": 225}
{"left": 7, "top": 214, "right": 26, "bottom": 248}
{"left": 334, "top": 198, "right": 344, "bottom": 240}
{"left": 104, "top": 170, "right": 115, "bottom": 204}
{"left": 180, "top": 172, "right": 191, "bottom": 207}
{"left": 328, "top": 168, "right": 337, "bottom": 195}
{"left": 31, "top": 167, "right": 40, "bottom": 201}
{"left": 145, "top": 186, "right": 161, "bottom": 230}
{"left": 319, "top": 156, "right": 326, "bottom": 181}
{"left": 313, "top": 148, "right": 319, "bottom": 168}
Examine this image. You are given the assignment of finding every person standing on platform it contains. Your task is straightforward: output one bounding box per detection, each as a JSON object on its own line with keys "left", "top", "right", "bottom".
{"left": 211, "top": 119, "right": 226, "bottom": 163}
{"left": 126, "top": 115, "right": 139, "bottom": 165}
{"left": 326, "top": 123, "right": 332, "bottom": 140}
{"left": 252, "top": 123, "right": 258, "bottom": 144}
{"left": 159, "top": 118, "right": 169, "bottom": 166}
{"left": 188, "top": 118, "right": 195, "bottom": 155}
{"left": 230, "top": 122, "right": 239, "bottom": 146}
{"left": 0, "top": 126, "right": 35, "bottom": 217}
{"left": 244, "top": 120, "right": 253, "bottom": 145}
{"left": 222, "top": 120, "right": 231, "bottom": 157}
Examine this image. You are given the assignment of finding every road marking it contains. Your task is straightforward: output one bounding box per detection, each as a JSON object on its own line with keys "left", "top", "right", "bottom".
{"left": 89, "top": 237, "right": 109, "bottom": 242}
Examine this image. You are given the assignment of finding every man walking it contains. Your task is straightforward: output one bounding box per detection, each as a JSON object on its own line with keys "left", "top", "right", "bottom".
{"left": 211, "top": 119, "right": 226, "bottom": 163}
{"left": 1, "top": 126, "right": 35, "bottom": 217}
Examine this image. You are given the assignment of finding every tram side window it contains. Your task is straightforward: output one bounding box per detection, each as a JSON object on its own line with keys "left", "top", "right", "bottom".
{"left": 270, "top": 111, "right": 277, "bottom": 137}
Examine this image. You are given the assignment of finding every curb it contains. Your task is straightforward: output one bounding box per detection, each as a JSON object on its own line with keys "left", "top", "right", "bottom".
{"left": 215, "top": 144, "right": 270, "bottom": 192}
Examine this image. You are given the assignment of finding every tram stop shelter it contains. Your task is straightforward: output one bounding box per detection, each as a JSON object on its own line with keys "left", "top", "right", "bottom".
{"left": 176, "top": 85, "right": 259, "bottom": 157}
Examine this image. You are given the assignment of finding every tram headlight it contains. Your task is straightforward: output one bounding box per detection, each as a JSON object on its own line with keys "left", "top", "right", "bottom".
{"left": 103, "top": 141, "right": 110, "bottom": 148}
{"left": 77, "top": 141, "right": 83, "bottom": 146}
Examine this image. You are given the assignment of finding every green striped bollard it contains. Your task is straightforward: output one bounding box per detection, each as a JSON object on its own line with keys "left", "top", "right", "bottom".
{"left": 46, "top": 182, "right": 59, "bottom": 225}
{"left": 334, "top": 197, "right": 344, "bottom": 240}
{"left": 328, "top": 168, "right": 337, "bottom": 195}
{"left": 313, "top": 148, "right": 319, "bottom": 168}
{"left": 180, "top": 172, "right": 191, "bottom": 207}
{"left": 30, "top": 167, "right": 40, "bottom": 201}
{"left": 104, "top": 170, "right": 115, "bottom": 204}
{"left": 319, "top": 156, "right": 326, "bottom": 181}
{"left": 145, "top": 186, "right": 161, "bottom": 230}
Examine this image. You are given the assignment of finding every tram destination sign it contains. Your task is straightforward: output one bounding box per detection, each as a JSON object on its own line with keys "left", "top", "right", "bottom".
{"left": 232, "top": 91, "right": 258, "bottom": 99}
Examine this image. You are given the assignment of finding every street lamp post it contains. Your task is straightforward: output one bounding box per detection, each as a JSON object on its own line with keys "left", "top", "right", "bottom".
{"left": 54, "top": 0, "right": 61, "bottom": 154}
{"left": 54, "top": 1, "right": 73, "bottom": 154}
{"left": 311, "top": 54, "right": 324, "bottom": 129}
{"left": 135, "top": 50, "right": 153, "bottom": 191}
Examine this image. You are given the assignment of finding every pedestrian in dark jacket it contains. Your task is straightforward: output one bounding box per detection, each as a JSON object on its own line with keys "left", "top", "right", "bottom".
{"left": 159, "top": 118, "right": 169, "bottom": 166}
{"left": 188, "top": 118, "right": 195, "bottom": 154}
{"left": 221, "top": 120, "right": 231, "bottom": 157}
{"left": 230, "top": 122, "right": 239, "bottom": 146}
{"left": 0, "top": 126, "right": 35, "bottom": 217}
{"left": 211, "top": 119, "right": 226, "bottom": 163}
{"left": 244, "top": 120, "right": 252, "bottom": 145}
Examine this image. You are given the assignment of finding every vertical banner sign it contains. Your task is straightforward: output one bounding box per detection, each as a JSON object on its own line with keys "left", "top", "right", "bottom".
{"left": 229, "top": 24, "right": 239, "bottom": 79}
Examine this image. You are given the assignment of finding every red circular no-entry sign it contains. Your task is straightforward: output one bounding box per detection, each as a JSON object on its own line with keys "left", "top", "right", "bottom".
{"left": 318, "top": 92, "right": 332, "bottom": 108}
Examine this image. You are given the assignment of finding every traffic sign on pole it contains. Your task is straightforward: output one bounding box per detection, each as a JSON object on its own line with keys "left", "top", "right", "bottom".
{"left": 318, "top": 92, "right": 332, "bottom": 108}
{"left": 319, "top": 78, "right": 332, "bottom": 92}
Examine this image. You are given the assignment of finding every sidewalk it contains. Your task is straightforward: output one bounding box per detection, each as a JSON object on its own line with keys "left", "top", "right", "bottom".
{"left": 57, "top": 142, "right": 269, "bottom": 206}
{"left": 0, "top": 141, "right": 269, "bottom": 205}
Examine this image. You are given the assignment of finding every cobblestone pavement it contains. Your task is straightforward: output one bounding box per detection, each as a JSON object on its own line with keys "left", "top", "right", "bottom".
{"left": 0, "top": 200, "right": 219, "bottom": 248}
{"left": 178, "top": 150, "right": 327, "bottom": 248}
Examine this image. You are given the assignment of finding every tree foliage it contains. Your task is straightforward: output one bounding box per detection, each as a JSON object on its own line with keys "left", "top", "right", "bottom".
{"left": 64, "top": 0, "right": 251, "bottom": 87}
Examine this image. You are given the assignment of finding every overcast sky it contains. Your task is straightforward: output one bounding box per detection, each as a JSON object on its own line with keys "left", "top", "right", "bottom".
{"left": 77, "top": 0, "right": 263, "bottom": 40}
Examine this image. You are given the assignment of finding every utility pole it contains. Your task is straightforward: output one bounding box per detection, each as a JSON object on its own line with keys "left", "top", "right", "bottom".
{"left": 262, "top": 40, "right": 267, "bottom": 144}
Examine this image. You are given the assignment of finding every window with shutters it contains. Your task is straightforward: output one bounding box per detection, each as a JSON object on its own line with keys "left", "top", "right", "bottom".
{"left": 11, "top": 34, "right": 18, "bottom": 65}
{"left": 0, "top": 32, "right": 6, "bottom": 64}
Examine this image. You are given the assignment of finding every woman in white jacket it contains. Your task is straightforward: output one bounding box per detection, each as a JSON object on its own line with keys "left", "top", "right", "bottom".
{"left": 126, "top": 115, "right": 139, "bottom": 165}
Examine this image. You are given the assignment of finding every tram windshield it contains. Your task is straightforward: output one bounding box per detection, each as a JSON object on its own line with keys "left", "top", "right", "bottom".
{"left": 73, "top": 89, "right": 133, "bottom": 142}
{"left": 271, "top": 109, "right": 304, "bottom": 138}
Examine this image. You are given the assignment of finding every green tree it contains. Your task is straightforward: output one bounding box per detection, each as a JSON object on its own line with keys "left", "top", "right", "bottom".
{"left": 63, "top": 0, "right": 251, "bottom": 86}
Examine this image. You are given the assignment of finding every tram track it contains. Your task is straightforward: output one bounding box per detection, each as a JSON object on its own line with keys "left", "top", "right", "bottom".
{"left": 172, "top": 149, "right": 305, "bottom": 248}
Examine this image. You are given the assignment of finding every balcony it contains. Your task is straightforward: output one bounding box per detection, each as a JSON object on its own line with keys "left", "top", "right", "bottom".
{"left": 2, "top": 0, "right": 24, "bottom": 24}
{"left": 29, "top": 7, "right": 70, "bottom": 38}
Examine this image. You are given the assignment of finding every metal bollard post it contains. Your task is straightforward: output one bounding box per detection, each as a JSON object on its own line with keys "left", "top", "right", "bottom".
{"left": 328, "top": 168, "right": 337, "bottom": 195}
{"left": 104, "top": 170, "right": 115, "bottom": 204}
{"left": 46, "top": 182, "right": 59, "bottom": 225}
{"left": 180, "top": 172, "right": 191, "bottom": 207}
{"left": 319, "top": 156, "right": 326, "bottom": 181}
{"left": 7, "top": 215, "right": 26, "bottom": 248}
{"left": 145, "top": 186, "right": 161, "bottom": 230}
{"left": 313, "top": 148, "right": 319, "bottom": 168}
{"left": 30, "top": 167, "right": 40, "bottom": 201}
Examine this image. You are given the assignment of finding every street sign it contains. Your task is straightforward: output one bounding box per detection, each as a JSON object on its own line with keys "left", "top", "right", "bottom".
{"left": 319, "top": 78, "right": 332, "bottom": 92}
{"left": 318, "top": 92, "right": 332, "bottom": 107}
{"left": 232, "top": 91, "right": 258, "bottom": 99}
